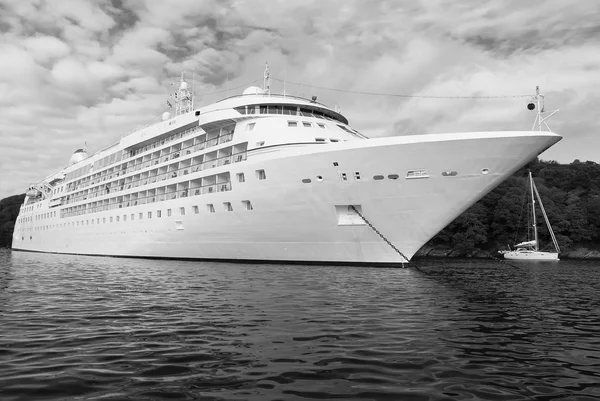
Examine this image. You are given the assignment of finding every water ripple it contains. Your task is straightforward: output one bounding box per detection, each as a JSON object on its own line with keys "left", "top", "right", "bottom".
{"left": 1, "top": 250, "right": 600, "bottom": 400}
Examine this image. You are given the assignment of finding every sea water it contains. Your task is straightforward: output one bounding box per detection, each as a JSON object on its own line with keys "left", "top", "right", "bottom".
{"left": 1, "top": 249, "right": 599, "bottom": 400}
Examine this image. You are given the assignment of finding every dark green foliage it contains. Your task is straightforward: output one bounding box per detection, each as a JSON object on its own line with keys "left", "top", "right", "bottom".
{"left": 427, "top": 159, "right": 600, "bottom": 255}
{"left": 0, "top": 194, "right": 25, "bottom": 248}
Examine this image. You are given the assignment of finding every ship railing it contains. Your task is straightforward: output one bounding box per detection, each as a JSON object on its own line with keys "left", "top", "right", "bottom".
{"left": 61, "top": 181, "right": 233, "bottom": 218}
{"left": 66, "top": 126, "right": 233, "bottom": 193}
{"left": 62, "top": 150, "right": 247, "bottom": 207}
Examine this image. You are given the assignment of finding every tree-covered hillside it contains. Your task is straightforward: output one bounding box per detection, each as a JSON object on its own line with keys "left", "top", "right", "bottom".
{"left": 425, "top": 159, "right": 600, "bottom": 256}
{"left": 0, "top": 194, "right": 25, "bottom": 248}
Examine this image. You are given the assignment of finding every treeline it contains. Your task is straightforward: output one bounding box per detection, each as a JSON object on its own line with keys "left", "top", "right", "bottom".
{"left": 0, "top": 194, "right": 25, "bottom": 248}
{"left": 426, "top": 159, "right": 600, "bottom": 256}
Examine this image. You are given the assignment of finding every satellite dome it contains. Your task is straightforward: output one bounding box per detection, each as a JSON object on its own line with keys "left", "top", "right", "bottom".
{"left": 162, "top": 111, "right": 170, "bottom": 121}
{"left": 69, "top": 148, "right": 88, "bottom": 165}
{"left": 243, "top": 86, "right": 263, "bottom": 95}
{"left": 180, "top": 81, "right": 188, "bottom": 90}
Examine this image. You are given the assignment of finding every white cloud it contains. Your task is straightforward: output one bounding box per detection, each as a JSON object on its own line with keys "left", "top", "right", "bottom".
{"left": 0, "top": 0, "right": 599, "bottom": 199}
{"left": 22, "top": 36, "right": 71, "bottom": 63}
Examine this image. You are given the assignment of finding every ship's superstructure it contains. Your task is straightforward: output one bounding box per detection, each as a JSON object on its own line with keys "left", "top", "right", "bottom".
{"left": 11, "top": 68, "right": 562, "bottom": 265}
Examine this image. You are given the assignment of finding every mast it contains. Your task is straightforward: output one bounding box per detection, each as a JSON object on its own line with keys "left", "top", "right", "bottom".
{"left": 530, "top": 86, "right": 559, "bottom": 132}
{"left": 174, "top": 71, "right": 193, "bottom": 116}
{"left": 532, "top": 179, "right": 561, "bottom": 253}
{"left": 529, "top": 171, "right": 539, "bottom": 251}
{"left": 263, "top": 62, "right": 270, "bottom": 95}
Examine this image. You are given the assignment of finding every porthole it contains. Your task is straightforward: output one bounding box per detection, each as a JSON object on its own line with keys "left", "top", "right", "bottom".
{"left": 302, "top": 178, "right": 312, "bottom": 183}
{"left": 481, "top": 168, "right": 490, "bottom": 175}
{"left": 316, "top": 175, "right": 324, "bottom": 182}
{"left": 373, "top": 175, "right": 384, "bottom": 180}
{"left": 388, "top": 174, "right": 399, "bottom": 180}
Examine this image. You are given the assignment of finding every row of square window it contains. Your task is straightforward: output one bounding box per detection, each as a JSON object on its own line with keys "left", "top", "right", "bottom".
{"left": 19, "top": 210, "right": 57, "bottom": 224}
{"left": 90, "top": 201, "right": 254, "bottom": 223}
{"left": 246, "top": 121, "right": 327, "bottom": 131}
{"left": 288, "top": 121, "right": 326, "bottom": 129}
{"left": 28, "top": 201, "right": 255, "bottom": 230}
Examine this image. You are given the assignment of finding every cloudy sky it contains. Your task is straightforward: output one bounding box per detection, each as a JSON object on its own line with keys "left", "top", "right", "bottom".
{"left": 1, "top": 0, "right": 599, "bottom": 199}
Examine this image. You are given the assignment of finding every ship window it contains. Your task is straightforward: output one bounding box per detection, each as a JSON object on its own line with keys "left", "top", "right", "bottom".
{"left": 207, "top": 204, "right": 215, "bottom": 213}
{"left": 330, "top": 139, "right": 339, "bottom": 142}
{"left": 157, "top": 210, "right": 161, "bottom": 218}
{"left": 303, "top": 122, "right": 312, "bottom": 127}
{"left": 354, "top": 172, "right": 361, "bottom": 180}
{"left": 146, "top": 211, "right": 151, "bottom": 219}
{"left": 302, "top": 178, "right": 311, "bottom": 183}
{"left": 224, "top": 202, "right": 233, "bottom": 211}
{"left": 246, "top": 122, "right": 255, "bottom": 131}
{"left": 237, "top": 173, "right": 245, "bottom": 183}
{"left": 268, "top": 105, "right": 280, "bottom": 114}
{"left": 193, "top": 205, "right": 199, "bottom": 214}
{"left": 180, "top": 207, "right": 185, "bottom": 216}
{"left": 116, "top": 216, "right": 120, "bottom": 222}
{"left": 123, "top": 215, "right": 127, "bottom": 221}
{"left": 315, "top": 138, "right": 326, "bottom": 142}
{"left": 318, "top": 123, "right": 325, "bottom": 128}
{"left": 234, "top": 106, "right": 246, "bottom": 115}
{"left": 288, "top": 121, "right": 298, "bottom": 127}
{"left": 247, "top": 105, "right": 256, "bottom": 114}
{"left": 388, "top": 174, "right": 399, "bottom": 180}
{"left": 110, "top": 217, "right": 113, "bottom": 223}
{"left": 256, "top": 169, "right": 266, "bottom": 180}
{"left": 283, "top": 106, "right": 297, "bottom": 115}
{"left": 242, "top": 200, "right": 253, "bottom": 210}
{"left": 103, "top": 218, "right": 106, "bottom": 224}
{"left": 167, "top": 209, "right": 172, "bottom": 217}
{"left": 406, "top": 170, "right": 429, "bottom": 179}
{"left": 373, "top": 175, "right": 384, "bottom": 180}
{"left": 131, "top": 214, "right": 134, "bottom": 220}
{"left": 139, "top": 213, "right": 143, "bottom": 219}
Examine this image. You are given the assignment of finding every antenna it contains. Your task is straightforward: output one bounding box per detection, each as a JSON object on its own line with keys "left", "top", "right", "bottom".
{"left": 174, "top": 70, "right": 193, "bottom": 116}
{"left": 263, "top": 62, "right": 270, "bottom": 95}
{"left": 529, "top": 86, "right": 559, "bottom": 131}
{"left": 192, "top": 71, "right": 195, "bottom": 110}
{"left": 283, "top": 62, "right": 287, "bottom": 97}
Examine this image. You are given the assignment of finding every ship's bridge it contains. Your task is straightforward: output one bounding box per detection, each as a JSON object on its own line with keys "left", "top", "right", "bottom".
{"left": 196, "top": 93, "right": 349, "bottom": 126}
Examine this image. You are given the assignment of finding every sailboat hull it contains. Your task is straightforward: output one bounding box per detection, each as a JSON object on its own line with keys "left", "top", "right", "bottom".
{"left": 501, "top": 250, "right": 559, "bottom": 261}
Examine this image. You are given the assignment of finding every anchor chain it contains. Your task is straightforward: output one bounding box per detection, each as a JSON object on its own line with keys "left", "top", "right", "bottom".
{"left": 349, "top": 205, "right": 409, "bottom": 265}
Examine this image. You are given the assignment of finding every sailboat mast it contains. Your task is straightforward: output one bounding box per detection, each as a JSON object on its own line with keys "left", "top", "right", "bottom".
{"left": 529, "top": 171, "right": 539, "bottom": 251}
{"left": 532, "top": 181, "right": 561, "bottom": 253}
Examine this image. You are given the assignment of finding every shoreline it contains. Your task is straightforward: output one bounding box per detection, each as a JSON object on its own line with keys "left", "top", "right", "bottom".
{"left": 415, "top": 247, "right": 600, "bottom": 260}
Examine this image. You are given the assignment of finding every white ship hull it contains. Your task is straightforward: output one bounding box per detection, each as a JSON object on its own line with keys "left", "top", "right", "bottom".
{"left": 13, "top": 130, "right": 561, "bottom": 265}
{"left": 501, "top": 250, "right": 559, "bottom": 261}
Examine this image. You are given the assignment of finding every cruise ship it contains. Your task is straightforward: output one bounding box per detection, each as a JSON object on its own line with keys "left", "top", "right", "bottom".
{"left": 11, "top": 67, "right": 562, "bottom": 265}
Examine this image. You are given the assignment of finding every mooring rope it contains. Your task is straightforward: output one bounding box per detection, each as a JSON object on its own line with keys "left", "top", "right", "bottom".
{"left": 349, "top": 206, "right": 409, "bottom": 266}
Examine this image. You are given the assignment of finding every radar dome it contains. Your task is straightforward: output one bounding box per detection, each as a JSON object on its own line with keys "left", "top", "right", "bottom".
{"left": 243, "top": 86, "right": 263, "bottom": 95}
{"left": 180, "top": 81, "right": 188, "bottom": 90}
{"left": 162, "top": 111, "right": 170, "bottom": 121}
{"left": 69, "top": 149, "right": 88, "bottom": 165}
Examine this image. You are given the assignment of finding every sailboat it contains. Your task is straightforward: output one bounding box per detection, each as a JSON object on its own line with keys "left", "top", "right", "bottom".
{"left": 499, "top": 171, "right": 560, "bottom": 261}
